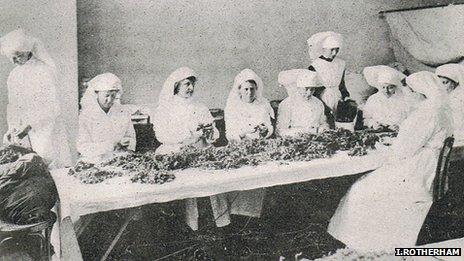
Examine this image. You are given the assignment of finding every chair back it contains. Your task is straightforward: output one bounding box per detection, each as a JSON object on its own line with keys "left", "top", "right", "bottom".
{"left": 433, "top": 136, "right": 454, "bottom": 201}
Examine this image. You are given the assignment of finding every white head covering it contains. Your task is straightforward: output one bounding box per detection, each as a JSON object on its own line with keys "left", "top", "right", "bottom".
{"left": 80, "top": 73, "right": 122, "bottom": 112}
{"left": 296, "top": 70, "right": 323, "bottom": 88}
{"left": 225, "top": 68, "right": 274, "bottom": 118}
{"left": 435, "top": 63, "right": 464, "bottom": 85}
{"left": 406, "top": 71, "right": 447, "bottom": 101}
{"left": 278, "top": 69, "right": 308, "bottom": 96}
{"left": 307, "top": 31, "right": 343, "bottom": 60}
{"left": 0, "top": 28, "right": 56, "bottom": 68}
{"left": 157, "top": 67, "right": 197, "bottom": 107}
{"left": 363, "top": 65, "right": 406, "bottom": 90}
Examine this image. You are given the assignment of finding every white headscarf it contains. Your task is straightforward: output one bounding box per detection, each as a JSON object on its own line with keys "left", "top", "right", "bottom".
{"left": 435, "top": 63, "right": 464, "bottom": 86}
{"left": 363, "top": 65, "right": 406, "bottom": 90}
{"left": 0, "top": 28, "right": 56, "bottom": 69}
{"left": 225, "top": 68, "right": 274, "bottom": 119}
{"left": 307, "top": 31, "right": 343, "bottom": 61}
{"left": 278, "top": 69, "right": 308, "bottom": 97}
{"left": 157, "top": 67, "right": 197, "bottom": 107}
{"left": 80, "top": 73, "right": 122, "bottom": 112}
{"left": 296, "top": 70, "right": 323, "bottom": 88}
{"left": 406, "top": 71, "right": 448, "bottom": 106}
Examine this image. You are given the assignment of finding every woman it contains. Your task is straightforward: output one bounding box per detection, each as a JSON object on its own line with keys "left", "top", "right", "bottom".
{"left": 77, "top": 73, "right": 136, "bottom": 162}
{"left": 307, "top": 31, "right": 350, "bottom": 115}
{"left": 362, "top": 65, "right": 414, "bottom": 131}
{"left": 0, "top": 29, "right": 72, "bottom": 169}
{"left": 328, "top": 71, "right": 453, "bottom": 252}
{"left": 277, "top": 70, "right": 329, "bottom": 137}
{"left": 224, "top": 69, "right": 274, "bottom": 219}
{"left": 435, "top": 63, "right": 464, "bottom": 139}
{"left": 153, "top": 67, "right": 228, "bottom": 231}
{"left": 225, "top": 68, "right": 274, "bottom": 141}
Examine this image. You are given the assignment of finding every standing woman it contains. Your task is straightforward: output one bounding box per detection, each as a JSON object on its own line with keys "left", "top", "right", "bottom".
{"left": 327, "top": 71, "right": 453, "bottom": 252}
{"left": 153, "top": 67, "right": 229, "bottom": 231}
{"left": 435, "top": 63, "right": 464, "bottom": 139}
{"left": 0, "top": 29, "right": 72, "bottom": 169}
{"left": 307, "top": 31, "right": 350, "bottom": 118}
{"left": 224, "top": 69, "right": 274, "bottom": 219}
{"left": 77, "top": 73, "right": 136, "bottom": 162}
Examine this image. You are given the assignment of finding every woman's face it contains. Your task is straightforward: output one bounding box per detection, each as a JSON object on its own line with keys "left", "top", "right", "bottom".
{"left": 12, "top": 51, "right": 32, "bottom": 65}
{"left": 297, "top": 87, "right": 315, "bottom": 100}
{"left": 239, "top": 81, "right": 257, "bottom": 103}
{"left": 321, "top": 48, "right": 339, "bottom": 60}
{"left": 175, "top": 78, "right": 195, "bottom": 99}
{"left": 381, "top": 84, "right": 398, "bottom": 97}
{"left": 438, "top": 76, "right": 458, "bottom": 93}
{"left": 96, "top": 90, "right": 119, "bottom": 111}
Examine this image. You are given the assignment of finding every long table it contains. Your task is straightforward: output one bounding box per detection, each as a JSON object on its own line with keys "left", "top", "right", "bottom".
{"left": 50, "top": 140, "right": 464, "bottom": 260}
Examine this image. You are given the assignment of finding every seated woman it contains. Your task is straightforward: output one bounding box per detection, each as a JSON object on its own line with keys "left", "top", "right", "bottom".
{"left": 435, "top": 63, "right": 464, "bottom": 139}
{"left": 77, "top": 73, "right": 136, "bottom": 163}
{"left": 307, "top": 31, "right": 350, "bottom": 119}
{"left": 328, "top": 71, "right": 453, "bottom": 252}
{"left": 362, "top": 65, "right": 414, "bottom": 131}
{"left": 277, "top": 70, "right": 329, "bottom": 137}
{"left": 224, "top": 68, "right": 274, "bottom": 219}
{"left": 153, "top": 67, "right": 228, "bottom": 231}
{"left": 225, "top": 68, "right": 274, "bottom": 141}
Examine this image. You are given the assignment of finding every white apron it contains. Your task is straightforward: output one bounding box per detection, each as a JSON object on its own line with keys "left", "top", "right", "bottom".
{"left": 363, "top": 92, "right": 411, "bottom": 129}
{"left": 153, "top": 97, "right": 229, "bottom": 230}
{"left": 225, "top": 100, "right": 274, "bottom": 218}
{"left": 312, "top": 57, "right": 345, "bottom": 112}
{"left": 276, "top": 96, "right": 327, "bottom": 137}
{"left": 5, "top": 58, "right": 72, "bottom": 168}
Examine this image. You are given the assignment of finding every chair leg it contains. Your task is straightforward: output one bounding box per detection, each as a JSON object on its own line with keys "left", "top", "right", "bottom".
{"left": 45, "top": 227, "right": 52, "bottom": 261}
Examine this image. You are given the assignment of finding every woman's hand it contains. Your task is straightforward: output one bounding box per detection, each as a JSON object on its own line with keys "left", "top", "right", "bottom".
{"left": 256, "top": 124, "right": 269, "bottom": 138}
{"left": 114, "top": 137, "right": 132, "bottom": 151}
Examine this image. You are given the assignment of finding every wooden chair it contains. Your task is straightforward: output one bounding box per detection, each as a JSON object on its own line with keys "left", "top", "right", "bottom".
{"left": 433, "top": 137, "right": 455, "bottom": 202}
{"left": 0, "top": 218, "right": 54, "bottom": 260}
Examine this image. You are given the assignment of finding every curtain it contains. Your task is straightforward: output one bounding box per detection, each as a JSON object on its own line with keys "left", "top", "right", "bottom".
{"left": 384, "top": 4, "right": 464, "bottom": 72}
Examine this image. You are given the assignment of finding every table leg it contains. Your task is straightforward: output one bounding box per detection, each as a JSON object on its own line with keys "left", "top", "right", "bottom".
{"left": 60, "top": 216, "right": 83, "bottom": 261}
{"left": 100, "top": 209, "right": 141, "bottom": 261}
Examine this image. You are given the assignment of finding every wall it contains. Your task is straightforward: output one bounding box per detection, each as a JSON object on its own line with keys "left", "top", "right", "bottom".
{"left": 77, "top": 0, "right": 456, "bottom": 108}
{"left": 0, "top": 0, "right": 78, "bottom": 155}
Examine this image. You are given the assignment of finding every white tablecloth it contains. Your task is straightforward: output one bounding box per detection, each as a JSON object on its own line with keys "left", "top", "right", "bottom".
{"left": 51, "top": 148, "right": 389, "bottom": 223}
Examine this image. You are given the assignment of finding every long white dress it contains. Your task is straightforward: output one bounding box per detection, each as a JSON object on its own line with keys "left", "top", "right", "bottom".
{"left": 224, "top": 69, "right": 275, "bottom": 219}
{"left": 276, "top": 95, "right": 328, "bottom": 137}
{"left": 328, "top": 94, "right": 453, "bottom": 252}
{"left": 77, "top": 102, "right": 136, "bottom": 162}
{"left": 5, "top": 57, "right": 72, "bottom": 168}
{"left": 363, "top": 91, "right": 412, "bottom": 129}
{"left": 153, "top": 68, "right": 228, "bottom": 231}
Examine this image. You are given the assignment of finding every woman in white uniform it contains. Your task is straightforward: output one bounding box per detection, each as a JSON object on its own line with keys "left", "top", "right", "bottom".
{"left": 153, "top": 67, "right": 229, "bottom": 231}
{"left": 224, "top": 68, "right": 274, "bottom": 219}
{"left": 362, "top": 65, "right": 414, "bottom": 131}
{"left": 1, "top": 29, "right": 72, "bottom": 169}
{"left": 77, "top": 73, "right": 136, "bottom": 162}
{"left": 277, "top": 70, "right": 329, "bottom": 137}
{"left": 435, "top": 63, "right": 464, "bottom": 139}
{"left": 328, "top": 71, "right": 453, "bottom": 252}
{"left": 307, "top": 31, "right": 350, "bottom": 117}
